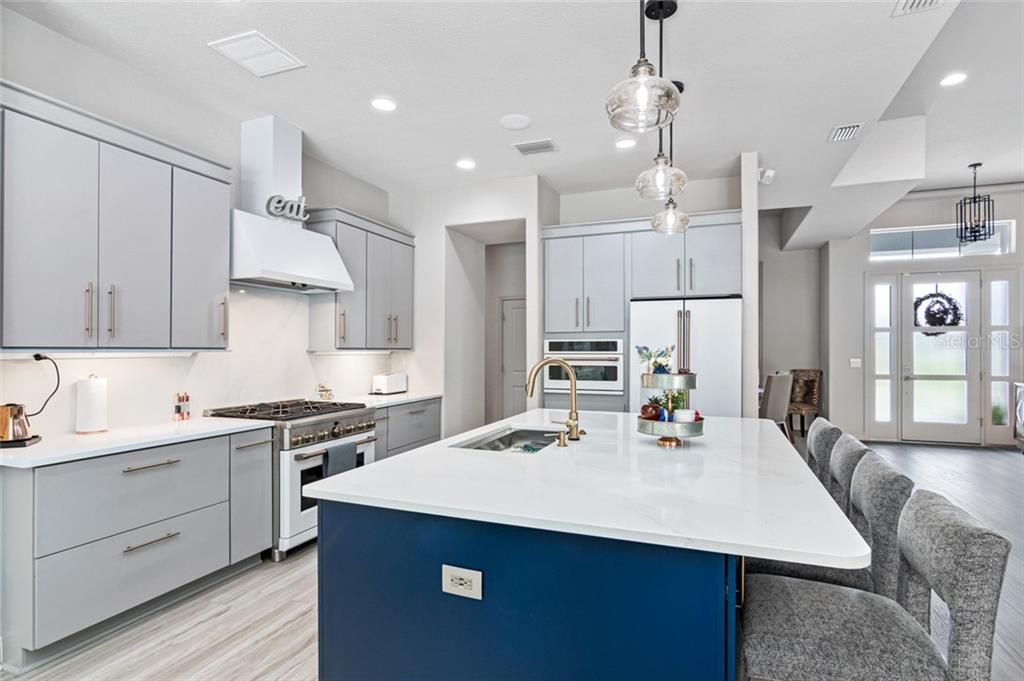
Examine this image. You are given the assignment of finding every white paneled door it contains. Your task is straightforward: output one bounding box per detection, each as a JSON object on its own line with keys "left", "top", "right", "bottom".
{"left": 899, "top": 272, "right": 982, "bottom": 444}
{"left": 501, "top": 298, "right": 528, "bottom": 418}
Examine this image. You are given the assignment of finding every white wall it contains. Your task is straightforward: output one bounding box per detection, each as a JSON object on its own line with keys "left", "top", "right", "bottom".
{"left": 759, "top": 212, "right": 820, "bottom": 380}
{"left": 0, "top": 10, "right": 395, "bottom": 434}
{"left": 559, "top": 177, "right": 740, "bottom": 224}
{"left": 443, "top": 231, "right": 487, "bottom": 436}
{"left": 823, "top": 184, "right": 1024, "bottom": 436}
{"left": 484, "top": 243, "right": 526, "bottom": 424}
{"left": 388, "top": 175, "right": 544, "bottom": 437}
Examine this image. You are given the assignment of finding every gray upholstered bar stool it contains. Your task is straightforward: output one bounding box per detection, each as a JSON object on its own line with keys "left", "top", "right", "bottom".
{"left": 828, "top": 433, "right": 872, "bottom": 514}
{"left": 804, "top": 417, "right": 841, "bottom": 486}
{"left": 746, "top": 453, "right": 913, "bottom": 599}
{"left": 742, "top": 490, "right": 1012, "bottom": 681}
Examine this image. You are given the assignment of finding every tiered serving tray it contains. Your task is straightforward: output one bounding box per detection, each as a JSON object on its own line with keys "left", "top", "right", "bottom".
{"left": 637, "top": 372, "right": 703, "bottom": 448}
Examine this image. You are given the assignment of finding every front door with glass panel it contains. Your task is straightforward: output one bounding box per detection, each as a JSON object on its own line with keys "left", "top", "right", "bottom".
{"left": 900, "top": 273, "right": 982, "bottom": 444}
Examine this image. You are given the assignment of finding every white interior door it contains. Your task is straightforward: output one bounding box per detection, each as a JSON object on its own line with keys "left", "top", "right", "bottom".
{"left": 501, "top": 298, "right": 527, "bottom": 418}
{"left": 900, "top": 272, "right": 982, "bottom": 444}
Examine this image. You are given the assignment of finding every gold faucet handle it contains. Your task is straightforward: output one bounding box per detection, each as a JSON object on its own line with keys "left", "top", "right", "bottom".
{"left": 544, "top": 432, "right": 569, "bottom": 448}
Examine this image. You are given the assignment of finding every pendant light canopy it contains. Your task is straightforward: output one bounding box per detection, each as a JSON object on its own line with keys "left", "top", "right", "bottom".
{"left": 651, "top": 198, "right": 690, "bottom": 234}
{"left": 636, "top": 152, "right": 688, "bottom": 200}
{"left": 956, "top": 162, "right": 995, "bottom": 243}
{"left": 605, "top": 1, "right": 680, "bottom": 133}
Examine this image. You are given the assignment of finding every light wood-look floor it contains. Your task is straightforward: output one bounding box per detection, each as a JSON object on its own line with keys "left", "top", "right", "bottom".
{"left": 2, "top": 545, "right": 319, "bottom": 681}
{"left": 6, "top": 441, "right": 1021, "bottom": 681}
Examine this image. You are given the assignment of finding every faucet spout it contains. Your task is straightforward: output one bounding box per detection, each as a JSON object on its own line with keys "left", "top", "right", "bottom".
{"left": 525, "top": 358, "right": 583, "bottom": 441}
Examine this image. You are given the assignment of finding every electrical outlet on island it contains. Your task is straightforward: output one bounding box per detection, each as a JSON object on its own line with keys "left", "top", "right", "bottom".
{"left": 441, "top": 564, "right": 483, "bottom": 600}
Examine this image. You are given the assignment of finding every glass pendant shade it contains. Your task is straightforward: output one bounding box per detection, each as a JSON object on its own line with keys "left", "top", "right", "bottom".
{"left": 636, "top": 153, "right": 688, "bottom": 200}
{"left": 606, "top": 59, "right": 680, "bottom": 133}
{"left": 651, "top": 198, "right": 690, "bottom": 234}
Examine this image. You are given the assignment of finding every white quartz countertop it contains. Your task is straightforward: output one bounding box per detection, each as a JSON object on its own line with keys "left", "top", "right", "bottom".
{"left": 343, "top": 392, "right": 443, "bottom": 409}
{"left": 304, "top": 409, "right": 870, "bottom": 568}
{"left": 0, "top": 418, "right": 276, "bottom": 469}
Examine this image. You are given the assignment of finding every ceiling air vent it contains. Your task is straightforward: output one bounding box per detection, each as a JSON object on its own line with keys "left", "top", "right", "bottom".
{"left": 891, "top": 0, "right": 943, "bottom": 18}
{"left": 208, "top": 31, "right": 305, "bottom": 78}
{"left": 827, "top": 122, "right": 863, "bottom": 143}
{"left": 512, "top": 138, "right": 557, "bottom": 155}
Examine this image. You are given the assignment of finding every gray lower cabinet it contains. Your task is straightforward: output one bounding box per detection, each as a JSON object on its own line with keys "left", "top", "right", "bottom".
{"left": 97, "top": 144, "right": 172, "bottom": 348}
{"left": 229, "top": 429, "right": 273, "bottom": 563}
{"left": 34, "top": 502, "right": 229, "bottom": 648}
{"left": 373, "top": 411, "right": 390, "bottom": 460}
{"left": 171, "top": 168, "right": 230, "bottom": 348}
{"left": 631, "top": 230, "right": 685, "bottom": 299}
{"left": 544, "top": 235, "right": 624, "bottom": 333}
{"left": 1, "top": 111, "right": 99, "bottom": 348}
{"left": 373, "top": 398, "right": 441, "bottom": 459}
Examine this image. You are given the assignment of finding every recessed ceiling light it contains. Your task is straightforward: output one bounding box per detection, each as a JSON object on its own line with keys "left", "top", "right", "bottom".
{"left": 615, "top": 138, "right": 637, "bottom": 149}
{"left": 500, "top": 114, "right": 532, "bottom": 130}
{"left": 456, "top": 158, "right": 476, "bottom": 170}
{"left": 208, "top": 31, "right": 305, "bottom": 78}
{"left": 940, "top": 72, "right": 967, "bottom": 87}
{"left": 371, "top": 97, "right": 397, "bottom": 111}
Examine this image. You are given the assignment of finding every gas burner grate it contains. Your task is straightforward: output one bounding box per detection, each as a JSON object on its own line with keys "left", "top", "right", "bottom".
{"left": 207, "top": 399, "right": 368, "bottom": 421}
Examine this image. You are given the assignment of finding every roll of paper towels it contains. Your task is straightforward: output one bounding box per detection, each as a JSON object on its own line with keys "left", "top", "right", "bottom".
{"left": 76, "top": 374, "right": 108, "bottom": 433}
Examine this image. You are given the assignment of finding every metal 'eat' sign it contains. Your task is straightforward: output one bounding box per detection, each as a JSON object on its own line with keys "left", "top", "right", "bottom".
{"left": 266, "top": 195, "right": 310, "bottom": 222}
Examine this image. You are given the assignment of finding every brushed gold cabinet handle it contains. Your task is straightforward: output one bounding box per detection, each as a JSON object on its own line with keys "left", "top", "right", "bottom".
{"left": 85, "top": 282, "right": 94, "bottom": 337}
{"left": 122, "top": 458, "right": 181, "bottom": 474}
{"left": 235, "top": 439, "right": 273, "bottom": 450}
{"left": 108, "top": 284, "right": 116, "bottom": 338}
{"left": 123, "top": 531, "right": 180, "bottom": 554}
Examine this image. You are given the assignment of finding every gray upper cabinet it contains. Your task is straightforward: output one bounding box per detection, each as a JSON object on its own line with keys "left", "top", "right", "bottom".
{"left": 365, "top": 232, "right": 393, "bottom": 348}
{"left": 684, "top": 223, "right": 742, "bottom": 296}
{"left": 2, "top": 111, "right": 99, "bottom": 348}
{"left": 171, "top": 168, "right": 230, "bottom": 348}
{"left": 631, "top": 231, "right": 685, "bottom": 299}
{"left": 582, "top": 233, "right": 624, "bottom": 332}
{"left": 307, "top": 209, "right": 415, "bottom": 352}
{"left": 98, "top": 144, "right": 172, "bottom": 348}
{"left": 544, "top": 237, "right": 584, "bottom": 332}
{"left": 545, "top": 235, "right": 624, "bottom": 333}
{"left": 390, "top": 242, "right": 414, "bottom": 349}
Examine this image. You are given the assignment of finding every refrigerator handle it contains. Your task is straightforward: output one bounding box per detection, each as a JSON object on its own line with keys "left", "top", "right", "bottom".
{"left": 676, "top": 310, "right": 683, "bottom": 372}
{"left": 684, "top": 310, "right": 691, "bottom": 371}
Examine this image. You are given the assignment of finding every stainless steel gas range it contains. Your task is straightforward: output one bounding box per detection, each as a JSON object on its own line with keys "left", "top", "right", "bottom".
{"left": 205, "top": 399, "right": 377, "bottom": 561}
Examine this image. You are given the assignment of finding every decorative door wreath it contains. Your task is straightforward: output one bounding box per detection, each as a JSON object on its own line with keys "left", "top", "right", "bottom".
{"left": 913, "top": 292, "right": 963, "bottom": 336}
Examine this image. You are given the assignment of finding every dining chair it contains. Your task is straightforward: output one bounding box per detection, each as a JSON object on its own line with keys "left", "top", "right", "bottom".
{"left": 742, "top": 490, "right": 1011, "bottom": 681}
{"left": 787, "top": 368, "right": 823, "bottom": 437}
{"left": 759, "top": 373, "right": 794, "bottom": 442}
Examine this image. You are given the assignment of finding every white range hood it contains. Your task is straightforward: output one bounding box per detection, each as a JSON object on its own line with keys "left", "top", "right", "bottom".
{"left": 231, "top": 115, "right": 353, "bottom": 293}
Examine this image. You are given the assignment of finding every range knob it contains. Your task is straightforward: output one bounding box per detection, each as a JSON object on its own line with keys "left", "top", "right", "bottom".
{"left": 344, "top": 424, "right": 356, "bottom": 435}
{"left": 303, "top": 433, "right": 315, "bottom": 444}
{"left": 290, "top": 435, "right": 302, "bottom": 447}
{"left": 367, "top": 420, "right": 376, "bottom": 429}
{"left": 318, "top": 430, "right": 329, "bottom": 441}
{"left": 359, "top": 422, "right": 371, "bottom": 431}
{"left": 331, "top": 425, "right": 343, "bottom": 438}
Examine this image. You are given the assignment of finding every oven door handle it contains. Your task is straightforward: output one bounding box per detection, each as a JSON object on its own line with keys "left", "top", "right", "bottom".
{"left": 353, "top": 436, "right": 377, "bottom": 446}
{"left": 294, "top": 449, "right": 328, "bottom": 462}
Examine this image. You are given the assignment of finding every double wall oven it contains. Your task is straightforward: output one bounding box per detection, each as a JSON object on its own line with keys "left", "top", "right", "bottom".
{"left": 206, "top": 399, "right": 376, "bottom": 561}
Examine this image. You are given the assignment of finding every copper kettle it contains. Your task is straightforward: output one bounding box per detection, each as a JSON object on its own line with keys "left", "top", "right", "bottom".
{"left": 0, "top": 403, "right": 32, "bottom": 442}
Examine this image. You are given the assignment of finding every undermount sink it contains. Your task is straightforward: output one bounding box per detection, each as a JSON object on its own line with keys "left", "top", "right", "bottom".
{"left": 456, "top": 427, "right": 559, "bottom": 454}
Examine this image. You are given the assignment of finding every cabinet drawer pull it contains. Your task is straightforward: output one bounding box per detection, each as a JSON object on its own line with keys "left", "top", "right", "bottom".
{"left": 108, "top": 284, "right": 116, "bottom": 337}
{"left": 235, "top": 439, "right": 273, "bottom": 450}
{"left": 405, "top": 408, "right": 427, "bottom": 415}
{"left": 85, "top": 282, "right": 94, "bottom": 337}
{"left": 122, "top": 458, "right": 181, "bottom": 474}
{"left": 294, "top": 449, "right": 327, "bottom": 462}
{"left": 354, "top": 436, "right": 377, "bottom": 446}
{"left": 123, "top": 531, "right": 180, "bottom": 554}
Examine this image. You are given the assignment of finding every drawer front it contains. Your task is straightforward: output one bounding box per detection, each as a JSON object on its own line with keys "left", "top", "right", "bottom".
{"left": 229, "top": 429, "right": 273, "bottom": 563}
{"left": 389, "top": 434, "right": 441, "bottom": 457}
{"left": 387, "top": 399, "right": 441, "bottom": 451}
{"left": 35, "top": 436, "right": 229, "bottom": 557}
{"left": 34, "top": 502, "right": 229, "bottom": 648}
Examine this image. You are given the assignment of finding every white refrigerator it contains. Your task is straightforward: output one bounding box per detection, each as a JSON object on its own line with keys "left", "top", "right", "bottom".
{"left": 629, "top": 299, "right": 742, "bottom": 417}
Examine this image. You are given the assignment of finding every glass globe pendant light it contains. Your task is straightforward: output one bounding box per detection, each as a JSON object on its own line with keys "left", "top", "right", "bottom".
{"left": 606, "top": 1, "right": 680, "bottom": 133}
{"left": 651, "top": 197, "right": 690, "bottom": 234}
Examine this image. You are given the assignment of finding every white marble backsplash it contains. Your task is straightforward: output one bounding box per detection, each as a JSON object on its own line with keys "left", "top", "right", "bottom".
{"left": 0, "top": 287, "right": 394, "bottom": 435}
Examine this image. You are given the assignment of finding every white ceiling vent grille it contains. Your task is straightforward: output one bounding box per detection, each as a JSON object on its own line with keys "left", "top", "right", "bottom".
{"left": 512, "top": 138, "right": 557, "bottom": 155}
{"left": 891, "top": 0, "right": 943, "bottom": 18}
{"left": 827, "top": 123, "right": 863, "bottom": 143}
{"left": 208, "top": 31, "right": 305, "bottom": 78}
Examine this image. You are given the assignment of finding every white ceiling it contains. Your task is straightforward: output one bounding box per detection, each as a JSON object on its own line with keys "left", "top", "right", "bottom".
{"left": 7, "top": 0, "right": 1010, "bottom": 210}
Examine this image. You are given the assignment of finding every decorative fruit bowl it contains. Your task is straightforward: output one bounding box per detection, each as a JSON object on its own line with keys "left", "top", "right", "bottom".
{"left": 637, "top": 415, "right": 704, "bottom": 448}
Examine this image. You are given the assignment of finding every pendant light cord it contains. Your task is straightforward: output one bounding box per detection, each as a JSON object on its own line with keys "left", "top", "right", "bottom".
{"left": 639, "top": 0, "right": 646, "bottom": 59}
{"left": 657, "top": 10, "right": 665, "bottom": 155}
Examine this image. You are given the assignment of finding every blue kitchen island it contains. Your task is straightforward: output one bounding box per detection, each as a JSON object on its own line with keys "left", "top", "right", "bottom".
{"left": 304, "top": 410, "right": 868, "bottom": 681}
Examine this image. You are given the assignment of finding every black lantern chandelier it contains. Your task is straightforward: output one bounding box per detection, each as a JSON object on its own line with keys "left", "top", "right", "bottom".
{"left": 956, "top": 162, "right": 995, "bottom": 243}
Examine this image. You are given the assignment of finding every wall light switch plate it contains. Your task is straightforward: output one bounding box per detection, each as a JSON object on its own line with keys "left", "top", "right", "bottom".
{"left": 850, "top": 358, "right": 862, "bottom": 368}
{"left": 442, "top": 564, "right": 483, "bottom": 600}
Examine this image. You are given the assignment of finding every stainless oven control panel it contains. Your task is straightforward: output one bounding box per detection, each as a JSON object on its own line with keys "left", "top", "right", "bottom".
{"left": 280, "top": 412, "right": 376, "bottom": 449}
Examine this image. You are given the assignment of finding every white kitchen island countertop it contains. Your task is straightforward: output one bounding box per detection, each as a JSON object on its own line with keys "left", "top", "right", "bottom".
{"left": 304, "top": 409, "right": 870, "bottom": 568}
{"left": 0, "top": 417, "right": 276, "bottom": 469}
